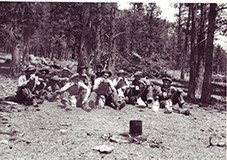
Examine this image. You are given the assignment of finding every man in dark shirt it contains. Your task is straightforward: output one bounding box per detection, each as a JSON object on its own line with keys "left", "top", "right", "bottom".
{"left": 128, "top": 71, "right": 154, "bottom": 108}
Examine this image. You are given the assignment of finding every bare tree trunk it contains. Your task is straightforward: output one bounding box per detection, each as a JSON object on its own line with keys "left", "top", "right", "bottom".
{"left": 78, "top": 3, "right": 90, "bottom": 71}
{"left": 108, "top": 3, "right": 117, "bottom": 73}
{"left": 11, "top": 43, "right": 21, "bottom": 76}
{"left": 22, "top": 44, "right": 30, "bottom": 66}
{"left": 181, "top": 5, "right": 191, "bottom": 80}
{"left": 188, "top": 4, "right": 198, "bottom": 100}
{"left": 93, "top": 3, "right": 102, "bottom": 68}
{"left": 177, "top": 3, "right": 184, "bottom": 70}
{"left": 201, "top": 3, "right": 217, "bottom": 103}
{"left": 180, "top": 4, "right": 190, "bottom": 80}
{"left": 195, "top": 3, "right": 206, "bottom": 97}
{"left": 50, "top": 41, "right": 54, "bottom": 60}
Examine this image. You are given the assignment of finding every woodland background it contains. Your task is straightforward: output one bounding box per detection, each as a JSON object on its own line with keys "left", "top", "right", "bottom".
{"left": 0, "top": 2, "right": 226, "bottom": 104}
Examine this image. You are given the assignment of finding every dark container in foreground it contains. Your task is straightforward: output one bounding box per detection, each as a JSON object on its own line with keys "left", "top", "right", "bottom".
{"left": 129, "top": 120, "right": 142, "bottom": 136}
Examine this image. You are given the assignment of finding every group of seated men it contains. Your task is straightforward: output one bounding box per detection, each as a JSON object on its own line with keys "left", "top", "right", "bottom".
{"left": 3, "top": 64, "right": 189, "bottom": 114}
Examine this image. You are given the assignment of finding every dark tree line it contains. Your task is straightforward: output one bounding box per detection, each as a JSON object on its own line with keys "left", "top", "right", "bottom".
{"left": 174, "top": 3, "right": 227, "bottom": 102}
{"left": 0, "top": 2, "right": 226, "bottom": 103}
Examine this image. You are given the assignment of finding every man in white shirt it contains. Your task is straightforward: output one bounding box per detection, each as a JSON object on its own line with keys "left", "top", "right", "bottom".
{"left": 156, "top": 76, "right": 189, "bottom": 115}
{"left": 128, "top": 71, "right": 154, "bottom": 108}
{"left": 16, "top": 66, "right": 40, "bottom": 107}
{"left": 56, "top": 73, "right": 91, "bottom": 111}
{"left": 86, "top": 70, "right": 122, "bottom": 109}
{"left": 113, "top": 70, "right": 130, "bottom": 107}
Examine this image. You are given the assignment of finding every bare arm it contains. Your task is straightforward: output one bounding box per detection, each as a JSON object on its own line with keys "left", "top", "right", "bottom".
{"left": 93, "top": 77, "right": 102, "bottom": 90}
{"left": 58, "top": 82, "right": 74, "bottom": 93}
{"left": 79, "top": 82, "right": 91, "bottom": 103}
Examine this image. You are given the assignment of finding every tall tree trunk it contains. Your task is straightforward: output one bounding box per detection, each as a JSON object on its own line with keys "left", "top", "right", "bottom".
{"left": 78, "top": 3, "right": 90, "bottom": 71}
{"left": 201, "top": 3, "right": 217, "bottom": 103}
{"left": 181, "top": 4, "right": 191, "bottom": 80}
{"left": 188, "top": 4, "right": 198, "bottom": 100}
{"left": 108, "top": 3, "right": 117, "bottom": 73}
{"left": 195, "top": 3, "right": 206, "bottom": 97}
{"left": 22, "top": 44, "right": 30, "bottom": 66}
{"left": 177, "top": 3, "right": 183, "bottom": 70}
{"left": 94, "top": 3, "right": 102, "bottom": 68}
{"left": 72, "top": 45, "right": 76, "bottom": 60}
{"left": 11, "top": 43, "right": 21, "bottom": 76}
{"left": 50, "top": 41, "right": 54, "bottom": 60}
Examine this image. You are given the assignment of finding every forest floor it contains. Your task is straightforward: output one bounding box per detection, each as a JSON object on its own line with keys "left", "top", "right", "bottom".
{"left": 0, "top": 73, "right": 226, "bottom": 160}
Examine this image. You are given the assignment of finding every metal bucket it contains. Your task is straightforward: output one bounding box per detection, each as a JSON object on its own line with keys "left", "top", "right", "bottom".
{"left": 129, "top": 120, "right": 142, "bottom": 136}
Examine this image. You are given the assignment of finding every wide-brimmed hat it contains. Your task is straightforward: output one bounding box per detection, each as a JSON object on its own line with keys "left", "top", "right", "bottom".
{"left": 102, "top": 70, "right": 112, "bottom": 77}
{"left": 25, "top": 66, "right": 36, "bottom": 73}
{"left": 134, "top": 71, "right": 143, "bottom": 77}
{"left": 117, "top": 69, "right": 127, "bottom": 76}
{"left": 38, "top": 68, "right": 50, "bottom": 75}
{"left": 162, "top": 77, "right": 172, "bottom": 83}
{"left": 70, "top": 73, "right": 80, "bottom": 80}
{"left": 79, "top": 65, "right": 88, "bottom": 71}
{"left": 96, "top": 64, "right": 103, "bottom": 69}
{"left": 50, "top": 64, "right": 61, "bottom": 70}
{"left": 62, "top": 67, "right": 72, "bottom": 73}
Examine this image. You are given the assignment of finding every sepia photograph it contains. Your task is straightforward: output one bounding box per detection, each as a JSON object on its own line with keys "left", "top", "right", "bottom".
{"left": 0, "top": 1, "right": 226, "bottom": 159}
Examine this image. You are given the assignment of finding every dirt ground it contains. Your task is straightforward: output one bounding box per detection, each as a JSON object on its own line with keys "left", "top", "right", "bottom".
{"left": 0, "top": 76, "right": 226, "bottom": 160}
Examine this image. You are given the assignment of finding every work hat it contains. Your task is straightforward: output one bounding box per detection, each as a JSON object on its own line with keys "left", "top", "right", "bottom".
{"left": 117, "top": 69, "right": 127, "bottom": 76}
{"left": 38, "top": 67, "right": 50, "bottom": 75}
{"left": 70, "top": 73, "right": 80, "bottom": 80}
{"left": 25, "top": 66, "right": 36, "bottom": 73}
{"left": 50, "top": 64, "right": 61, "bottom": 70}
{"left": 134, "top": 71, "right": 143, "bottom": 77}
{"left": 78, "top": 65, "right": 88, "bottom": 72}
{"left": 162, "top": 76, "right": 172, "bottom": 83}
{"left": 62, "top": 67, "right": 72, "bottom": 73}
{"left": 96, "top": 64, "right": 103, "bottom": 69}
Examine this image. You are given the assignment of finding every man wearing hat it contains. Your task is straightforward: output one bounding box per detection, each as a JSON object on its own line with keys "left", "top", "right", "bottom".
{"left": 86, "top": 69, "right": 122, "bottom": 110}
{"left": 35, "top": 67, "right": 50, "bottom": 102}
{"left": 95, "top": 64, "right": 103, "bottom": 78}
{"left": 43, "top": 67, "right": 72, "bottom": 102}
{"left": 15, "top": 66, "right": 40, "bottom": 106}
{"left": 157, "top": 76, "right": 186, "bottom": 114}
{"left": 56, "top": 73, "right": 91, "bottom": 111}
{"left": 78, "top": 65, "right": 88, "bottom": 75}
{"left": 48, "top": 67, "right": 72, "bottom": 92}
{"left": 127, "top": 71, "right": 154, "bottom": 108}
{"left": 113, "top": 69, "right": 130, "bottom": 102}
{"left": 78, "top": 65, "right": 92, "bottom": 87}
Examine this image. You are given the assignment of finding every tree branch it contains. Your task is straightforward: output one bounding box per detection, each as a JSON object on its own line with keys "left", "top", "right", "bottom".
{"left": 216, "top": 7, "right": 227, "bottom": 12}
{"left": 105, "top": 34, "right": 110, "bottom": 38}
{"left": 113, "top": 31, "right": 126, "bottom": 39}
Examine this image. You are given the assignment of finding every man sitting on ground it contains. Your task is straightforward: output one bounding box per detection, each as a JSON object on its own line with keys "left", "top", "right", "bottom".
{"left": 156, "top": 76, "right": 190, "bottom": 115}
{"left": 78, "top": 65, "right": 91, "bottom": 87}
{"left": 35, "top": 67, "right": 50, "bottom": 103}
{"left": 45, "top": 67, "right": 72, "bottom": 101}
{"left": 127, "top": 71, "right": 154, "bottom": 108}
{"left": 87, "top": 70, "right": 123, "bottom": 110}
{"left": 113, "top": 69, "right": 130, "bottom": 103}
{"left": 15, "top": 66, "right": 40, "bottom": 107}
{"left": 56, "top": 73, "right": 91, "bottom": 111}
{"left": 95, "top": 64, "right": 103, "bottom": 78}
